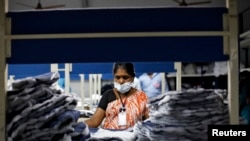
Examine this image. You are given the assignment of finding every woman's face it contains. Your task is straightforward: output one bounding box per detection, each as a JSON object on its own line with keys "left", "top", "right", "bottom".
{"left": 114, "top": 68, "right": 133, "bottom": 84}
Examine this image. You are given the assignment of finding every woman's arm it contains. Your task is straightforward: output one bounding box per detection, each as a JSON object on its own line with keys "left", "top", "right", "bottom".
{"left": 84, "top": 108, "right": 105, "bottom": 128}
{"left": 142, "top": 91, "right": 150, "bottom": 120}
{"left": 143, "top": 107, "right": 150, "bottom": 120}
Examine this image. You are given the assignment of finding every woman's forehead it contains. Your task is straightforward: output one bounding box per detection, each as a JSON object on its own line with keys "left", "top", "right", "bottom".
{"left": 114, "top": 68, "right": 129, "bottom": 75}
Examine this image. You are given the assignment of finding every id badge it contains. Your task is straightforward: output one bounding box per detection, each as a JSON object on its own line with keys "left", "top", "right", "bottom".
{"left": 118, "top": 111, "right": 127, "bottom": 126}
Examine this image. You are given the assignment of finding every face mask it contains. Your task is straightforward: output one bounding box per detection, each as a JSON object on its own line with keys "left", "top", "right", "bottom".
{"left": 114, "top": 82, "right": 132, "bottom": 94}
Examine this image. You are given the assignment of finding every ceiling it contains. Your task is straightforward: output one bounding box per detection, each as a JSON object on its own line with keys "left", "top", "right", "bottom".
{"left": 9, "top": 0, "right": 226, "bottom": 11}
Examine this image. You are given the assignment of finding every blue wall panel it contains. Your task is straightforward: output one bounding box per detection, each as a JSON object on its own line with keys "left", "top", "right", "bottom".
{"left": 6, "top": 7, "right": 228, "bottom": 64}
{"left": 70, "top": 62, "right": 175, "bottom": 80}
{"left": 8, "top": 7, "right": 227, "bottom": 34}
{"left": 8, "top": 62, "right": 174, "bottom": 80}
{"left": 7, "top": 37, "right": 228, "bottom": 64}
{"left": 8, "top": 64, "right": 51, "bottom": 79}
{"left": 72, "top": 62, "right": 174, "bottom": 74}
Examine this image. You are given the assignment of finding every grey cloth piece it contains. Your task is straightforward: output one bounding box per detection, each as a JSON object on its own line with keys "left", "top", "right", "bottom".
{"left": 33, "top": 72, "right": 60, "bottom": 85}
{"left": 11, "top": 77, "right": 37, "bottom": 90}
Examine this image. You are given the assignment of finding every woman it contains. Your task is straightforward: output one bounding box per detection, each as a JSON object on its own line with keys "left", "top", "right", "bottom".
{"left": 85, "top": 62, "right": 149, "bottom": 129}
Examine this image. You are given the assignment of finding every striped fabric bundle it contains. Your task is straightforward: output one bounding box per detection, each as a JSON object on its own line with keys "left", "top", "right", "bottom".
{"left": 7, "top": 72, "right": 90, "bottom": 141}
{"left": 134, "top": 88, "right": 229, "bottom": 141}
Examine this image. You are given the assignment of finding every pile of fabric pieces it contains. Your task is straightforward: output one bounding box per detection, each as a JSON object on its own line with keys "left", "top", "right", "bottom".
{"left": 134, "top": 88, "right": 229, "bottom": 141}
{"left": 7, "top": 72, "right": 90, "bottom": 141}
{"left": 87, "top": 128, "right": 136, "bottom": 141}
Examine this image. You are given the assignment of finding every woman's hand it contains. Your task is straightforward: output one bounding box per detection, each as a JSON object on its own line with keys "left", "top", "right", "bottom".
{"left": 84, "top": 108, "right": 105, "bottom": 128}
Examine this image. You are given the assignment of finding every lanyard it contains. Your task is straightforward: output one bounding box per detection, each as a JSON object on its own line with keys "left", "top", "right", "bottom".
{"left": 118, "top": 93, "right": 127, "bottom": 109}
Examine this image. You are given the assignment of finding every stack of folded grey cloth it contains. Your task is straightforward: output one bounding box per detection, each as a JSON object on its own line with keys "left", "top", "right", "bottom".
{"left": 7, "top": 72, "right": 90, "bottom": 141}
{"left": 134, "top": 88, "right": 229, "bottom": 141}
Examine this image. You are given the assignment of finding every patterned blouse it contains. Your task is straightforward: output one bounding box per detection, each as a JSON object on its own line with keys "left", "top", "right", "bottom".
{"left": 98, "top": 89, "right": 148, "bottom": 129}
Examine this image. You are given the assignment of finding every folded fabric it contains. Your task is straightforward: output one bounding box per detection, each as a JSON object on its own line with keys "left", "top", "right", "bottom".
{"left": 134, "top": 89, "right": 230, "bottom": 141}
{"left": 50, "top": 110, "right": 80, "bottom": 130}
{"left": 70, "top": 122, "right": 91, "bottom": 141}
{"left": 6, "top": 72, "right": 85, "bottom": 141}
{"left": 88, "top": 128, "right": 136, "bottom": 141}
{"left": 12, "top": 77, "right": 37, "bottom": 90}
{"left": 7, "top": 94, "right": 77, "bottom": 140}
{"left": 87, "top": 137, "right": 123, "bottom": 141}
{"left": 11, "top": 72, "right": 60, "bottom": 90}
{"left": 34, "top": 72, "right": 60, "bottom": 85}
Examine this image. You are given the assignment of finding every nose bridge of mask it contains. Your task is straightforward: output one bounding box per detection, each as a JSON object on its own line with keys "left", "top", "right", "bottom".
{"left": 115, "top": 81, "right": 130, "bottom": 86}
{"left": 122, "top": 81, "right": 131, "bottom": 86}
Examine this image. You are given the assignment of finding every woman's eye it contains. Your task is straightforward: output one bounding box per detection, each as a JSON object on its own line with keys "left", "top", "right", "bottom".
{"left": 122, "top": 76, "right": 129, "bottom": 80}
{"left": 115, "top": 76, "right": 130, "bottom": 80}
{"left": 115, "top": 76, "right": 121, "bottom": 79}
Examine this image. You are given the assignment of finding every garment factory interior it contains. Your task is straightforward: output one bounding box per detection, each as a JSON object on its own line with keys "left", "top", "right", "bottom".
{"left": 1, "top": 0, "right": 250, "bottom": 140}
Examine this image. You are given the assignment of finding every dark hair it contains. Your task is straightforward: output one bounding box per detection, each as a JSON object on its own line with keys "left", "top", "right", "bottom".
{"left": 112, "top": 62, "right": 135, "bottom": 77}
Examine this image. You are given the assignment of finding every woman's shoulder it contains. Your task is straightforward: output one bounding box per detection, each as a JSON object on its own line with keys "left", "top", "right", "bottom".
{"left": 102, "top": 88, "right": 117, "bottom": 102}
{"left": 134, "top": 89, "right": 148, "bottom": 99}
{"left": 102, "top": 88, "right": 114, "bottom": 96}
